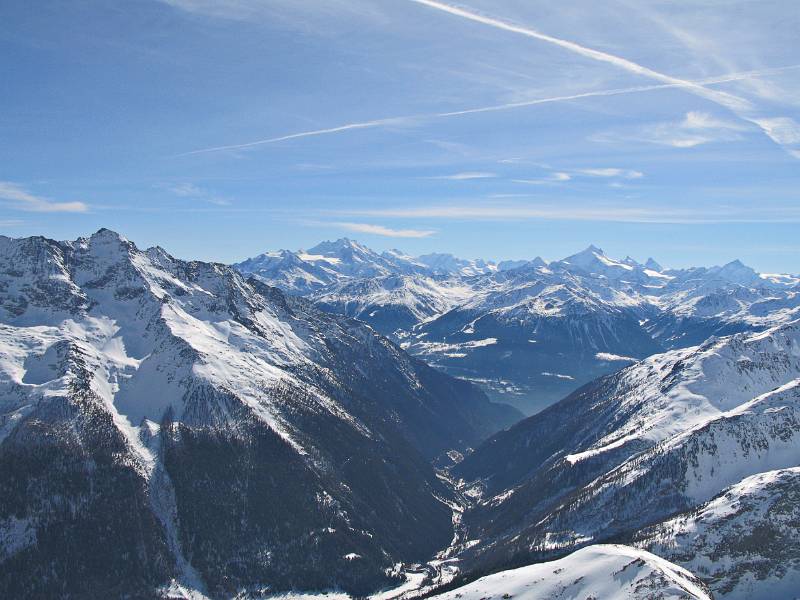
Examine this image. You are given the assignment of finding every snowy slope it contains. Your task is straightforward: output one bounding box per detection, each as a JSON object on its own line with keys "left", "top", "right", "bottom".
{"left": 416, "top": 253, "right": 498, "bottom": 277}
{"left": 457, "top": 320, "right": 800, "bottom": 491}
{"left": 525, "top": 377, "right": 800, "bottom": 551}
{"left": 450, "top": 322, "right": 800, "bottom": 592}
{"left": 636, "top": 467, "right": 800, "bottom": 599}
{"left": 429, "top": 545, "right": 711, "bottom": 600}
{"left": 312, "top": 274, "right": 474, "bottom": 337}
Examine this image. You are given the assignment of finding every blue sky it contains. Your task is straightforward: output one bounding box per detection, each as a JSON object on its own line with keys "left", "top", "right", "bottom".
{"left": 1, "top": 0, "right": 799, "bottom": 271}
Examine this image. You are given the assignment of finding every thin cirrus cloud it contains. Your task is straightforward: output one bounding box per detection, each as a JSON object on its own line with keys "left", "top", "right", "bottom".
{"left": 330, "top": 201, "right": 800, "bottom": 224}
{"left": 513, "top": 172, "right": 572, "bottom": 185}
{"left": 576, "top": 168, "right": 643, "bottom": 179}
{"left": 160, "top": 0, "right": 386, "bottom": 30}
{"left": 165, "top": 182, "right": 206, "bottom": 197}
{"left": 332, "top": 222, "right": 436, "bottom": 238}
{"left": 178, "top": 65, "right": 800, "bottom": 157}
{"left": 514, "top": 168, "right": 642, "bottom": 185}
{"left": 428, "top": 172, "right": 496, "bottom": 180}
{"left": 0, "top": 181, "right": 88, "bottom": 213}
{"left": 595, "top": 111, "right": 748, "bottom": 148}
{"left": 170, "top": 0, "right": 800, "bottom": 161}
{"left": 161, "top": 182, "right": 232, "bottom": 206}
{"left": 408, "top": 0, "right": 800, "bottom": 158}
{"left": 753, "top": 117, "right": 800, "bottom": 146}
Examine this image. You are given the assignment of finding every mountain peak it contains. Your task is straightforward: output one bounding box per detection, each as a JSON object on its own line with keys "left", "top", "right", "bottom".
{"left": 645, "top": 257, "right": 663, "bottom": 271}
{"left": 622, "top": 255, "right": 642, "bottom": 267}
{"left": 558, "top": 244, "right": 637, "bottom": 275}
{"left": 723, "top": 259, "right": 746, "bottom": 268}
{"left": 308, "top": 237, "right": 372, "bottom": 256}
{"left": 90, "top": 228, "right": 126, "bottom": 243}
{"left": 561, "top": 244, "right": 606, "bottom": 263}
{"left": 720, "top": 258, "right": 755, "bottom": 273}
{"left": 716, "top": 259, "right": 757, "bottom": 283}
{"left": 84, "top": 228, "right": 132, "bottom": 255}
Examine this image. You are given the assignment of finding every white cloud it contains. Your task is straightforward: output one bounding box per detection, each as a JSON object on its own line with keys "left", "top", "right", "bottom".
{"left": 682, "top": 111, "right": 740, "bottom": 130}
{"left": 332, "top": 222, "right": 436, "bottom": 238}
{"left": 0, "top": 182, "right": 88, "bottom": 213}
{"left": 429, "top": 172, "right": 496, "bottom": 180}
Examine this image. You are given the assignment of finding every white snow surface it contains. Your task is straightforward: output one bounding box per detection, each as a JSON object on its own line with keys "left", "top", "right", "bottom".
{"left": 428, "top": 544, "right": 711, "bottom": 600}
{"left": 565, "top": 321, "right": 800, "bottom": 465}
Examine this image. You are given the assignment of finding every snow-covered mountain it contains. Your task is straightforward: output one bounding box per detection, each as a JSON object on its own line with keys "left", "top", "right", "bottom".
{"left": 416, "top": 253, "right": 498, "bottom": 277}
{"left": 635, "top": 467, "right": 800, "bottom": 600}
{"left": 236, "top": 240, "right": 800, "bottom": 413}
{"left": 445, "top": 322, "right": 800, "bottom": 597}
{"left": 411, "top": 247, "right": 799, "bottom": 413}
{"left": 235, "top": 238, "right": 429, "bottom": 294}
{"left": 401, "top": 262, "right": 663, "bottom": 413}
{"left": 313, "top": 274, "right": 474, "bottom": 335}
{"left": 429, "top": 544, "right": 711, "bottom": 600}
{"left": 0, "top": 230, "right": 519, "bottom": 598}
{"left": 236, "top": 240, "right": 799, "bottom": 414}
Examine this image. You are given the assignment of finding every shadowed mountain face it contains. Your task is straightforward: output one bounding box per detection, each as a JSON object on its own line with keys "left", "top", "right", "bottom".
{"left": 237, "top": 241, "right": 800, "bottom": 414}
{"left": 0, "top": 230, "right": 519, "bottom": 598}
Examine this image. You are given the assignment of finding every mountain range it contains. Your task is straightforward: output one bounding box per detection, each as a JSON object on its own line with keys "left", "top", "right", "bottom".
{"left": 237, "top": 238, "right": 800, "bottom": 414}
{"left": 2, "top": 229, "right": 799, "bottom": 599}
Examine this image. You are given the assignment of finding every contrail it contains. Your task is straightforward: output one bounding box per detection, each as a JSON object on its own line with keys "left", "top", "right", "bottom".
{"left": 436, "top": 66, "right": 800, "bottom": 118}
{"left": 181, "top": 117, "right": 409, "bottom": 155}
{"left": 179, "top": 65, "right": 799, "bottom": 156}
{"left": 409, "top": 0, "right": 800, "bottom": 156}
{"left": 410, "top": 0, "right": 750, "bottom": 112}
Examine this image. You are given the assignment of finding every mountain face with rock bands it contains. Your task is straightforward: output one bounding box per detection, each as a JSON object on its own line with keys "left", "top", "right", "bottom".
{"left": 0, "top": 230, "right": 519, "bottom": 599}
{"left": 236, "top": 240, "right": 800, "bottom": 414}
{"left": 442, "top": 321, "right": 800, "bottom": 599}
